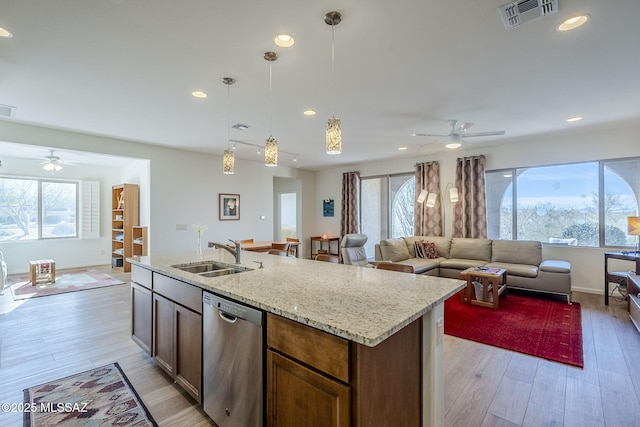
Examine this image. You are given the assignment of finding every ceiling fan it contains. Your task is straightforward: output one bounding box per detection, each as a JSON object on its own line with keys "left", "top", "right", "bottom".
{"left": 412, "top": 120, "right": 505, "bottom": 149}
{"left": 42, "top": 149, "right": 75, "bottom": 171}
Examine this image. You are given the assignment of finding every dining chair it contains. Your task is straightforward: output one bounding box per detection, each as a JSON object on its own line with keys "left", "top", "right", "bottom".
{"left": 315, "top": 254, "right": 339, "bottom": 263}
{"left": 271, "top": 242, "right": 290, "bottom": 252}
{"left": 267, "top": 249, "right": 288, "bottom": 256}
{"left": 286, "top": 238, "right": 299, "bottom": 257}
{"left": 240, "top": 239, "right": 254, "bottom": 244}
{"left": 376, "top": 262, "right": 414, "bottom": 273}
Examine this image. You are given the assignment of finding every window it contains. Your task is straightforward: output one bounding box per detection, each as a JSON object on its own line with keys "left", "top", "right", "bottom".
{"left": 0, "top": 177, "right": 78, "bottom": 241}
{"left": 361, "top": 173, "right": 415, "bottom": 258}
{"left": 486, "top": 157, "right": 639, "bottom": 247}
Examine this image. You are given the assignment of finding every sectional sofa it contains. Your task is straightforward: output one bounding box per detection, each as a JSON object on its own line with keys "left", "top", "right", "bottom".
{"left": 374, "top": 236, "right": 572, "bottom": 303}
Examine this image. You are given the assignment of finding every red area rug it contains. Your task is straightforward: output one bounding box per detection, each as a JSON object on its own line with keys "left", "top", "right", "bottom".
{"left": 9, "top": 269, "right": 125, "bottom": 300}
{"left": 444, "top": 292, "right": 583, "bottom": 368}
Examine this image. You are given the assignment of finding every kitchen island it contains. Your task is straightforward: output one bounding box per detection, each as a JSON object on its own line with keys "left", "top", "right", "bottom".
{"left": 128, "top": 249, "right": 464, "bottom": 427}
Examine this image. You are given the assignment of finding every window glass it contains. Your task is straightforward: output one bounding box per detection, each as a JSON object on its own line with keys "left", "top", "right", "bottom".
{"left": 361, "top": 174, "right": 414, "bottom": 258}
{"left": 42, "top": 181, "right": 78, "bottom": 238}
{"left": 486, "top": 157, "right": 640, "bottom": 248}
{"left": 0, "top": 177, "right": 78, "bottom": 241}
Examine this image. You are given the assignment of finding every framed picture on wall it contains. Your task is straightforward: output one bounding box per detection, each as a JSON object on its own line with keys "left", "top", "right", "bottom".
{"left": 219, "top": 193, "right": 240, "bottom": 220}
{"left": 323, "top": 199, "right": 334, "bottom": 217}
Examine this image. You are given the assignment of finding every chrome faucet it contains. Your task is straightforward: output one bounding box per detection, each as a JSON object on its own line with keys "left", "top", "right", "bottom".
{"left": 208, "top": 239, "right": 242, "bottom": 264}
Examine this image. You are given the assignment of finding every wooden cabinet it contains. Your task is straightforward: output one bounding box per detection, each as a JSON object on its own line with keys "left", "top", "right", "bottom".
{"left": 132, "top": 226, "right": 148, "bottom": 257}
{"left": 151, "top": 274, "right": 202, "bottom": 403}
{"left": 266, "top": 313, "right": 421, "bottom": 427}
{"left": 131, "top": 282, "right": 152, "bottom": 354}
{"left": 131, "top": 264, "right": 153, "bottom": 355}
{"left": 112, "top": 184, "right": 139, "bottom": 272}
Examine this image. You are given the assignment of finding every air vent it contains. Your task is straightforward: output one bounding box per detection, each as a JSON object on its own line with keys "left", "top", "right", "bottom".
{"left": 500, "top": 0, "right": 558, "bottom": 29}
{"left": 0, "top": 104, "right": 16, "bottom": 118}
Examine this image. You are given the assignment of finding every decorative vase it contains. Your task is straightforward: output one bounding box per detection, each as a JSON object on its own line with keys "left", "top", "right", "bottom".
{"left": 196, "top": 233, "right": 203, "bottom": 259}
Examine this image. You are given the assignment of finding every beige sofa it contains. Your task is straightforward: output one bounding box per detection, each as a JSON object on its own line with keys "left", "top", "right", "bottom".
{"left": 374, "top": 236, "right": 572, "bottom": 303}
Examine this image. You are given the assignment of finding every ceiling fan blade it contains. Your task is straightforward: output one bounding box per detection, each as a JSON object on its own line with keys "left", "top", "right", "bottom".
{"left": 411, "top": 133, "right": 450, "bottom": 137}
{"left": 453, "top": 121, "right": 474, "bottom": 133}
{"left": 462, "top": 130, "right": 505, "bottom": 138}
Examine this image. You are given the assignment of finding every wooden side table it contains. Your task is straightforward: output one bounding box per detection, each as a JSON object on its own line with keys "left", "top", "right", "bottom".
{"left": 460, "top": 267, "right": 507, "bottom": 309}
{"left": 29, "top": 259, "right": 56, "bottom": 286}
{"left": 310, "top": 236, "right": 340, "bottom": 259}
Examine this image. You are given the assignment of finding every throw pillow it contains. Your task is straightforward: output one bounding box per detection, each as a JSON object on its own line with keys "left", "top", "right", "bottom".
{"left": 415, "top": 241, "right": 438, "bottom": 259}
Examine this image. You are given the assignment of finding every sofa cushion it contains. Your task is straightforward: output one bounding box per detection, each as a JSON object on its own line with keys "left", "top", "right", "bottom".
{"left": 395, "top": 258, "right": 441, "bottom": 274}
{"left": 485, "top": 262, "right": 539, "bottom": 278}
{"left": 449, "top": 238, "right": 492, "bottom": 262}
{"left": 492, "top": 240, "right": 542, "bottom": 266}
{"left": 405, "top": 236, "right": 452, "bottom": 258}
{"left": 439, "top": 258, "right": 490, "bottom": 270}
{"left": 540, "top": 259, "right": 571, "bottom": 274}
{"left": 379, "top": 238, "right": 411, "bottom": 262}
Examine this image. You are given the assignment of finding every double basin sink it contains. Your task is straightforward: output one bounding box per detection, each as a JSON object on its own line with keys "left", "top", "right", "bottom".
{"left": 171, "top": 261, "right": 252, "bottom": 278}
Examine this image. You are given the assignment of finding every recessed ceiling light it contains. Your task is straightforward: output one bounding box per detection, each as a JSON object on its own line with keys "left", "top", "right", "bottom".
{"left": 557, "top": 14, "right": 589, "bottom": 32}
{"left": 398, "top": 146, "right": 408, "bottom": 151}
{"left": 232, "top": 123, "right": 250, "bottom": 130}
{"left": 503, "top": 173, "right": 513, "bottom": 178}
{"left": 303, "top": 110, "right": 316, "bottom": 116}
{"left": 566, "top": 116, "right": 583, "bottom": 122}
{"left": 274, "top": 34, "right": 295, "bottom": 48}
{"left": 192, "top": 90, "right": 207, "bottom": 98}
{"left": 0, "top": 27, "right": 13, "bottom": 38}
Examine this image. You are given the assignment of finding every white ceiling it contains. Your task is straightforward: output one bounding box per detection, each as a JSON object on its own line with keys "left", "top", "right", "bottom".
{"left": 1, "top": 0, "right": 639, "bottom": 170}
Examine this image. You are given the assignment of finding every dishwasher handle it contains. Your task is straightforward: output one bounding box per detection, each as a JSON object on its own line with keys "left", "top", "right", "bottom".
{"left": 219, "top": 310, "right": 238, "bottom": 324}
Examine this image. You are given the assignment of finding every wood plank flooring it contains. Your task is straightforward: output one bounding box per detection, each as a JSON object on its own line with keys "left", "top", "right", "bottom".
{"left": 1, "top": 266, "right": 640, "bottom": 426}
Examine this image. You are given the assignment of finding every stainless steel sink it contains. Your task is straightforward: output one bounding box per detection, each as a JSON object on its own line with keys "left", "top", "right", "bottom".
{"left": 171, "top": 261, "right": 251, "bottom": 277}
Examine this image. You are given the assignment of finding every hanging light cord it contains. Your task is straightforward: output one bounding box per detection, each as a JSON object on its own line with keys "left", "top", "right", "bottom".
{"left": 269, "top": 63, "right": 274, "bottom": 135}
{"left": 227, "top": 82, "right": 231, "bottom": 149}
{"left": 331, "top": 23, "right": 336, "bottom": 116}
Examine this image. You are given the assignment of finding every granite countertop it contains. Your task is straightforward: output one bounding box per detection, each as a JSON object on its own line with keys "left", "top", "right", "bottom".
{"left": 128, "top": 249, "right": 464, "bottom": 347}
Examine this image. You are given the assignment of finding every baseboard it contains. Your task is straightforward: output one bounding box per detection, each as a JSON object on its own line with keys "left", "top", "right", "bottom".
{"left": 571, "top": 286, "right": 604, "bottom": 295}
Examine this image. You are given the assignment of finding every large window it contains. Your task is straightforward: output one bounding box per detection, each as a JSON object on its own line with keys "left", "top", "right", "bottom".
{"left": 361, "top": 173, "right": 415, "bottom": 258}
{"left": 0, "top": 177, "right": 78, "bottom": 241}
{"left": 486, "top": 158, "right": 640, "bottom": 247}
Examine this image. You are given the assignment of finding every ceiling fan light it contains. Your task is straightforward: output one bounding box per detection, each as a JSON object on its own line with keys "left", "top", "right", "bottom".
{"left": 223, "top": 148, "right": 234, "bottom": 174}
{"left": 445, "top": 142, "right": 461, "bottom": 149}
{"left": 265, "top": 136, "right": 278, "bottom": 167}
{"left": 326, "top": 117, "right": 342, "bottom": 154}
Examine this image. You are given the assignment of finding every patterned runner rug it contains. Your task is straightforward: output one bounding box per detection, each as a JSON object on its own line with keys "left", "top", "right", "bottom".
{"left": 9, "top": 269, "right": 125, "bottom": 300}
{"left": 23, "top": 362, "right": 157, "bottom": 426}
{"left": 445, "top": 292, "right": 583, "bottom": 368}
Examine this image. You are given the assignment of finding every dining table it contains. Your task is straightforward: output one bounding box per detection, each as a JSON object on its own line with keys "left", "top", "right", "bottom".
{"left": 239, "top": 240, "right": 300, "bottom": 258}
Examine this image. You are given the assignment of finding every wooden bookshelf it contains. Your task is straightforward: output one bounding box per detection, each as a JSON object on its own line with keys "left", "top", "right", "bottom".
{"left": 112, "top": 184, "right": 139, "bottom": 272}
{"left": 132, "top": 226, "right": 148, "bottom": 257}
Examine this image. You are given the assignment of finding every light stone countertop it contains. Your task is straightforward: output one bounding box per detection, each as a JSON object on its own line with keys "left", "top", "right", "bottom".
{"left": 128, "top": 249, "right": 465, "bottom": 347}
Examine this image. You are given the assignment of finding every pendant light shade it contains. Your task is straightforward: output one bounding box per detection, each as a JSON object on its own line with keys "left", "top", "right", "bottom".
{"left": 223, "top": 148, "right": 234, "bottom": 174}
{"left": 222, "top": 77, "right": 236, "bottom": 174}
{"left": 264, "top": 51, "right": 279, "bottom": 167}
{"left": 265, "top": 136, "right": 278, "bottom": 167}
{"left": 325, "top": 11, "right": 342, "bottom": 155}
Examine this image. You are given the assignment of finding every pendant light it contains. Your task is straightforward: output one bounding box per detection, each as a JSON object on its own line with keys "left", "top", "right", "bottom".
{"left": 325, "top": 11, "right": 342, "bottom": 155}
{"left": 222, "top": 77, "right": 236, "bottom": 174}
{"left": 264, "top": 51, "right": 278, "bottom": 167}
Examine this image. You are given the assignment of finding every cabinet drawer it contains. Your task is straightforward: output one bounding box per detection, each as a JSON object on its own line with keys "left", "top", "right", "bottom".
{"left": 153, "top": 273, "right": 202, "bottom": 314}
{"left": 131, "top": 265, "right": 152, "bottom": 289}
{"left": 630, "top": 295, "right": 640, "bottom": 334}
{"left": 267, "top": 313, "right": 349, "bottom": 383}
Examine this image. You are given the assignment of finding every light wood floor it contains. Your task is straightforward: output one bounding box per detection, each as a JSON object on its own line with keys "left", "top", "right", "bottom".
{"left": 1, "top": 266, "right": 640, "bottom": 426}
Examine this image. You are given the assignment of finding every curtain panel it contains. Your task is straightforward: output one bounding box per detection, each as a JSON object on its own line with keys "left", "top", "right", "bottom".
{"left": 414, "top": 161, "right": 441, "bottom": 236}
{"left": 453, "top": 155, "right": 487, "bottom": 238}
{"left": 340, "top": 171, "right": 361, "bottom": 236}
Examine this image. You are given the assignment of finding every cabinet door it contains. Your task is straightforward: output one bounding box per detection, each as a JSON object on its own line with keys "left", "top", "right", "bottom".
{"left": 267, "top": 350, "right": 350, "bottom": 427}
{"left": 131, "top": 282, "right": 152, "bottom": 355}
{"left": 153, "top": 293, "right": 175, "bottom": 376}
{"left": 175, "top": 304, "right": 202, "bottom": 403}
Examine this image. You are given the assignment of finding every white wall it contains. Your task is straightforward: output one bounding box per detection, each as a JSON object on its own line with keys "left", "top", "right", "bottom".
{"left": 0, "top": 119, "right": 316, "bottom": 272}
{"left": 314, "top": 119, "right": 640, "bottom": 294}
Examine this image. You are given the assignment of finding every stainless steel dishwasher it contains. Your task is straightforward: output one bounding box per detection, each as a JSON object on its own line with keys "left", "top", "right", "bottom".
{"left": 203, "top": 291, "right": 264, "bottom": 427}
